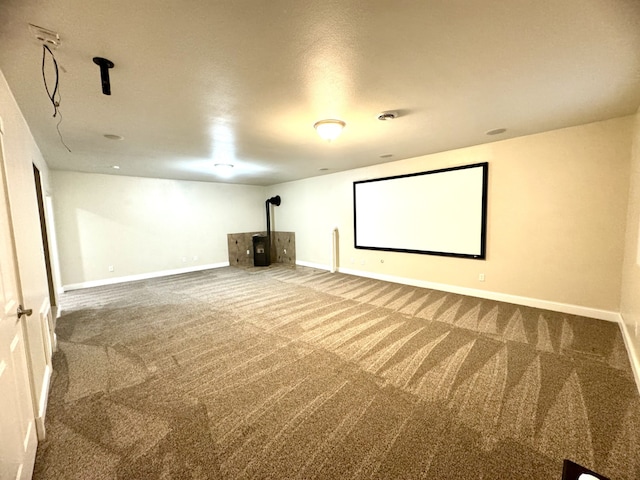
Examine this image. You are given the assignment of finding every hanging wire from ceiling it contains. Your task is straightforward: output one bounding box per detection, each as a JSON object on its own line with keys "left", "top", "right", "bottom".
{"left": 41, "top": 44, "right": 71, "bottom": 152}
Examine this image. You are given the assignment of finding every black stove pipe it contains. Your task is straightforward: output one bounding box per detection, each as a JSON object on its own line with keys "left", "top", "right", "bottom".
{"left": 265, "top": 195, "right": 281, "bottom": 264}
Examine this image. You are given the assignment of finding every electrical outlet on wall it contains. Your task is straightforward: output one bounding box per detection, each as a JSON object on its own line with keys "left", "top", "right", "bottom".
{"left": 479, "top": 273, "right": 485, "bottom": 282}
{"left": 108, "top": 265, "right": 114, "bottom": 272}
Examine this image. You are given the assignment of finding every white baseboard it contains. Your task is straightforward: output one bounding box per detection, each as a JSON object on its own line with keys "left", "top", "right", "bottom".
{"left": 619, "top": 313, "right": 640, "bottom": 397}
{"left": 63, "top": 262, "right": 230, "bottom": 291}
{"left": 296, "top": 260, "right": 333, "bottom": 271}
{"left": 312, "top": 265, "right": 620, "bottom": 322}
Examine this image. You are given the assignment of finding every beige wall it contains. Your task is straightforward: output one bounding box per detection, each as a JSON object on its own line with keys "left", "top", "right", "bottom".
{"left": 52, "top": 171, "right": 266, "bottom": 286}
{"left": 269, "top": 116, "right": 633, "bottom": 314}
{"left": 621, "top": 111, "right": 640, "bottom": 374}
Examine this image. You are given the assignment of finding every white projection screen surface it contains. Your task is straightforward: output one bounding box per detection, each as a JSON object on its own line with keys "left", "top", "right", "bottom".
{"left": 353, "top": 162, "right": 488, "bottom": 259}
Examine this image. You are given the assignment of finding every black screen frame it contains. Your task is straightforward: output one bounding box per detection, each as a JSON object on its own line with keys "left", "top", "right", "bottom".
{"left": 353, "top": 162, "right": 488, "bottom": 260}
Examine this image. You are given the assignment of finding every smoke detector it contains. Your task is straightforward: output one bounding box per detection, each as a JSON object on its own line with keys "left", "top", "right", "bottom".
{"left": 29, "top": 24, "right": 60, "bottom": 48}
{"left": 377, "top": 111, "right": 398, "bottom": 121}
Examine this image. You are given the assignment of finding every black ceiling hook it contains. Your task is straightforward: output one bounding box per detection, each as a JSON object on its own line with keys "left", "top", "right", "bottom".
{"left": 92, "top": 57, "right": 114, "bottom": 95}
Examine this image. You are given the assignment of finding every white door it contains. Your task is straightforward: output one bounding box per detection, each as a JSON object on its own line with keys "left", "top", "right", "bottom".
{"left": 0, "top": 124, "right": 37, "bottom": 479}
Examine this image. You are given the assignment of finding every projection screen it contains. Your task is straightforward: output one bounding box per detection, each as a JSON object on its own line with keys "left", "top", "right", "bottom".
{"left": 353, "top": 162, "right": 488, "bottom": 259}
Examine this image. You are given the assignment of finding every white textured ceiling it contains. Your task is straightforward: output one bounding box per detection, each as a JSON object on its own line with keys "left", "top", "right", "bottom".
{"left": 1, "top": 0, "right": 639, "bottom": 186}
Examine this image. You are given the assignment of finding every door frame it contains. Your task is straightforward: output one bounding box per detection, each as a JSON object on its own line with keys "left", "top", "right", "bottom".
{"left": 32, "top": 164, "right": 57, "bottom": 318}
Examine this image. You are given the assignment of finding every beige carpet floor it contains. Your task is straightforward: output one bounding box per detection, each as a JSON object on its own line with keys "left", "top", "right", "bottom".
{"left": 34, "top": 265, "right": 640, "bottom": 479}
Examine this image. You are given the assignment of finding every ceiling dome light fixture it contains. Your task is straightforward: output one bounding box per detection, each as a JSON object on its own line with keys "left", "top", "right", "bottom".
{"left": 314, "top": 119, "right": 346, "bottom": 142}
{"left": 214, "top": 163, "right": 235, "bottom": 178}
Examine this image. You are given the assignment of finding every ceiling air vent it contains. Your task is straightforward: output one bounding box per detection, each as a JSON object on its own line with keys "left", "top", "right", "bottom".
{"left": 377, "top": 111, "right": 398, "bottom": 121}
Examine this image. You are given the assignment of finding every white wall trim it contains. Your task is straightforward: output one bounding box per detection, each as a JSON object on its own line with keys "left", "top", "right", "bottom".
{"left": 316, "top": 265, "right": 621, "bottom": 322}
{"left": 63, "top": 262, "right": 230, "bottom": 291}
{"left": 296, "top": 260, "right": 333, "bottom": 271}
{"left": 35, "top": 364, "right": 51, "bottom": 441}
{"left": 38, "top": 298, "right": 53, "bottom": 364}
{"left": 619, "top": 313, "right": 640, "bottom": 397}
{"left": 32, "top": 299, "right": 53, "bottom": 440}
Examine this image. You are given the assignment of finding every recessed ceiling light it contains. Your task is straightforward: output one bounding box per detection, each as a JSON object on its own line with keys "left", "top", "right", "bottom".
{"left": 104, "top": 134, "right": 124, "bottom": 140}
{"left": 486, "top": 128, "right": 507, "bottom": 136}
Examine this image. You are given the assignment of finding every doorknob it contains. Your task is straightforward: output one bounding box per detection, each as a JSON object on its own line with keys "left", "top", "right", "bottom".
{"left": 17, "top": 305, "right": 33, "bottom": 319}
